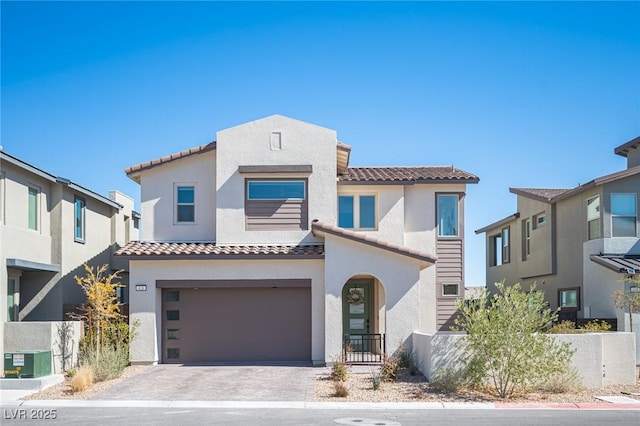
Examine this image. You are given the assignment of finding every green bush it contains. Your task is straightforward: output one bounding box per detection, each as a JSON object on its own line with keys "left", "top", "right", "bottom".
{"left": 454, "top": 282, "right": 574, "bottom": 398}
{"left": 371, "top": 369, "right": 383, "bottom": 390}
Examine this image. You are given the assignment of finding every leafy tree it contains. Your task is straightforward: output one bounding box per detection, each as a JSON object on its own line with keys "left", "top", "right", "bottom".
{"left": 69, "top": 263, "right": 124, "bottom": 363}
{"left": 614, "top": 275, "right": 640, "bottom": 333}
{"left": 454, "top": 281, "right": 574, "bottom": 398}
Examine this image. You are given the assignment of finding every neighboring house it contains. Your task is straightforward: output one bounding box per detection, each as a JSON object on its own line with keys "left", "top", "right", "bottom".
{"left": 476, "top": 136, "right": 640, "bottom": 335}
{"left": 116, "top": 115, "right": 479, "bottom": 365}
{"left": 0, "top": 148, "right": 139, "bottom": 370}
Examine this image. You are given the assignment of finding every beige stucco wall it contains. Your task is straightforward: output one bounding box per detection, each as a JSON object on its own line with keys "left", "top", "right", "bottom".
{"left": 128, "top": 258, "right": 325, "bottom": 364}
{"left": 216, "top": 115, "right": 336, "bottom": 245}
{"left": 139, "top": 150, "right": 216, "bottom": 242}
{"left": 3, "top": 321, "right": 82, "bottom": 375}
{"left": 413, "top": 331, "right": 636, "bottom": 387}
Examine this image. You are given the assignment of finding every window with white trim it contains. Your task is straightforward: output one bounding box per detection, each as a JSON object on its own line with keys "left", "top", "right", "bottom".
{"left": 338, "top": 194, "right": 377, "bottom": 229}
{"left": 175, "top": 185, "right": 195, "bottom": 223}
{"left": 611, "top": 193, "right": 637, "bottom": 237}
{"left": 522, "top": 218, "right": 531, "bottom": 260}
{"left": 587, "top": 196, "right": 601, "bottom": 240}
{"left": 501, "top": 227, "right": 510, "bottom": 264}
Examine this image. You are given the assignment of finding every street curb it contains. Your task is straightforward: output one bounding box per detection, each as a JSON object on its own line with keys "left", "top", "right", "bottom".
{"left": 1, "top": 400, "right": 639, "bottom": 410}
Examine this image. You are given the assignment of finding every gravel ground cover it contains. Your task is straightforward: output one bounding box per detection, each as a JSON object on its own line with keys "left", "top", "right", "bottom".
{"left": 314, "top": 368, "right": 640, "bottom": 404}
{"left": 21, "top": 364, "right": 640, "bottom": 404}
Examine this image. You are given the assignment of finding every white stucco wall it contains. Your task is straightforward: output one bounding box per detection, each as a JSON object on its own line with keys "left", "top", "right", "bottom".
{"left": 216, "top": 115, "right": 337, "bottom": 245}
{"left": 128, "top": 258, "right": 325, "bottom": 364}
{"left": 413, "top": 332, "right": 636, "bottom": 387}
{"left": 323, "top": 235, "right": 425, "bottom": 360}
{"left": 337, "top": 185, "right": 405, "bottom": 245}
{"left": 139, "top": 150, "right": 216, "bottom": 242}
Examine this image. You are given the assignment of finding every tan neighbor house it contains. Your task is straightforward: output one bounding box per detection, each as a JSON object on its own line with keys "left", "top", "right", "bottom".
{"left": 0, "top": 148, "right": 138, "bottom": 374}
{"left": 116, "top": 115, "right": 479, "bottom": 365}
{"left": 476, "top": 136, "right": 640, "bottom": 356}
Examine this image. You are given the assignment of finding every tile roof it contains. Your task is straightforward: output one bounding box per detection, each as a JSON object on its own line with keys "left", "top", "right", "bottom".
{"left": 125, "top": 142, "right": 217, "bottom": 181}
{"left": 338, "top": 166, "right": 479, "bottom": 183}
{"left": 311, "top": 220, "right": 436, "bottom": 269}
{"left": 509, "top": 188, "right": 571, "bottom": 203}
{"left": 590, "top": 254, "right": 640, "bottom": 274}
{"left": 114, "top": 241, "right": 324, "bottom": 259}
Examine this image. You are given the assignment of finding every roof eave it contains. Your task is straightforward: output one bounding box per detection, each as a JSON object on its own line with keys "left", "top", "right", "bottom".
{"left": 475, "top": 213, "right": 520, "bottom": 234}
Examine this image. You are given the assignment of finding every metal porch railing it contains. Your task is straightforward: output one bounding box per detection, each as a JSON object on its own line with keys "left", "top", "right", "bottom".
{"left": 343, "top": 333, "right": 386, "bottom": 364}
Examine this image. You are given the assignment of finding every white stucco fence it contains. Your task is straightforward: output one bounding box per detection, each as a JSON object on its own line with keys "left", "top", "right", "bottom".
{"left": 3, "top": 321, "right": 82, "bottom": 375}
{"left": 412, "top": 331, "right": 637, "bottom": 388}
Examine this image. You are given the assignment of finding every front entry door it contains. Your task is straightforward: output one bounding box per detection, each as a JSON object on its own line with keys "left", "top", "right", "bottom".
{"left": 342, "top": 280, "right": 372, "bottom": 350}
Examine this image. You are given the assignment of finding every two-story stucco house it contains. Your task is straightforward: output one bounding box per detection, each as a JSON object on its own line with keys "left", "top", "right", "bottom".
{"left": 476, "top": 137, "right": 640, "bottom": 336}
{"left": 116, "top": 115, "right": 479, "bottom": 365}
{"left": 0, "top": 148, "right": 139, "bottom": 369}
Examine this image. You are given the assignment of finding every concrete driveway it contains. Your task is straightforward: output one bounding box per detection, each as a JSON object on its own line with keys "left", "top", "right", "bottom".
{"left": 93, "top": 364, "right": 318, "bottom": 401}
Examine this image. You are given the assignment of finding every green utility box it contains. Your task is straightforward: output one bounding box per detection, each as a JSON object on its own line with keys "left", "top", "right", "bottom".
{"left": 4, "top": 351, "right": 52, "bottom": 378}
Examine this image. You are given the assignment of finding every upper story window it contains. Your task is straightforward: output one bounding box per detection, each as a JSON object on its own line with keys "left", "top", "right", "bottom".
{"left": 247, "top": 181, "right": 305, "bottom": 200}
{"left": 522, "top": 218, "right": 531, "bottom": 260}
{"left": 533, "top": 212, "right": 546, "bottom": 229}
{"left": 176, "top": 185, "right": 195, "bottom": 223}
{"left": 74, "top": 196, "right": 86, "bottom": 242}
{"left": 28, "top": 186, "right": 39, "bottom": 231}
{"left": 338, "top": 194, "right": 376, "bottom": 229}
{"left": 245, "top": 179, "right": 308, "bottom": 231}
{"left": 501, "top": 227, "right": 510, "bottom": 264}
{"left": 587, "top": 196, "right": 601, "bottom": 240}
{"left": 611, "top": 193, "right": 637, "bottom": 237}
{"left": 437, "top": 194, "right": 459, "bottom": 237}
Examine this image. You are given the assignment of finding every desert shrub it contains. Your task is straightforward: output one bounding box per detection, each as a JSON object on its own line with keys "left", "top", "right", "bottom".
{"left": 333, "top": 381, "right": 349, "bottom": 397}
{"left": 540, "top": 369, "right": 582, "bottom": 394}
{"left": 330, "top": 356, "right": 348, "bottom": 382}
{"left": 454, "top": 282, "right": 574, "bottom": 398}
{"left": 371, "top": 369, "right": 382, "bottom": 390}
{"left": 88, "top": 345, "right": 128, "bottom": 382}
{"left": 579, "top": 319, "right": 612, "bottom": 332}
{"left": 71, "top": 365, "right": 94, "bottom": 393}
{"left": 547, "top": 320, "right": 579, "bottom": 334}
{"left": 431, "top": 367, "right": 468, "bottom": 393}
{"left": 380, "top": 355, "right": 400, "bottom": 382}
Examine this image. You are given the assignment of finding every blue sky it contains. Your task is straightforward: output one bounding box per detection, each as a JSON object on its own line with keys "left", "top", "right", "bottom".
{"left": 2, "top": 1, "right": 639, "bottom": 286}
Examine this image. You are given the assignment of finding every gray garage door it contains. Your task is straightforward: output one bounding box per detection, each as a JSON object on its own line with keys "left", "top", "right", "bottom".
{"left": 161, "top": 286, "right": 311, "bottom": 363}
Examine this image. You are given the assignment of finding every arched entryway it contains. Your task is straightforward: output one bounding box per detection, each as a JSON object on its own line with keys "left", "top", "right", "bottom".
{"left": 342, "top": 275, "right": 386, "bottom": 363}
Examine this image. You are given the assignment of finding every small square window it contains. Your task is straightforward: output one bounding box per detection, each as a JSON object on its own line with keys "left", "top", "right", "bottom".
{"left": 167, "top": 329, "right": 180, "bottom": 340}
{"left": 443, "top": 283, "right": 459, "bottom": 296}
{"left": 166, "top": 310, "right": 180, "bottom": 321}
{"left": 558, "top": 288, "right": 580, "bottom": 311}
{"left": 167, "top": 348, "right": 180, "bottom": 359}
{"left": 165, "top": 290, "right": 180, "bottom": 302}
